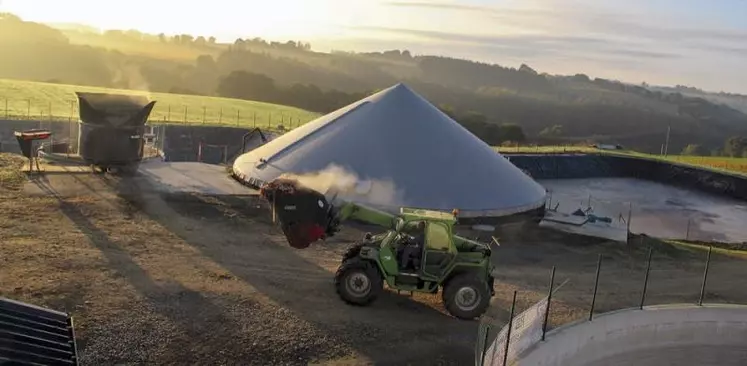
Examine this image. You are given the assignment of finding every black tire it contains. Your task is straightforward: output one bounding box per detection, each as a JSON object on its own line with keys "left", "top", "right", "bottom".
{"left": 117, "top": 164, "right": 139, "bottom": 177}
{"left": 442, "top": 274, "right": 491, "bottom": 320}
{"left": 341, "top": 242, "right": 365, "bottom": 264}
{"left": 334, "top": 258, "right": 382, "bottom": 306}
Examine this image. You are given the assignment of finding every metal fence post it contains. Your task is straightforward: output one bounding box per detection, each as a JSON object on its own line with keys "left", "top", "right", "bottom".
{"left": 479, "top": 323, "right": 491, "bottom": 366}
{"left": 686, "top": 218, "right": 691, "bottom": 241}
{"left": 219, "top": 108, "right": 223, "bottom": 124}
{"left": 639, "top": 247, "right": 653, "bottom": 309}
{"left": 626, "top": 202, "right": 633, "bottom": 235}
{"left": 503, "top": 290, "right": 518, "bottom": 366}
{"left": 589, "top": 254, "right": 602, "bottom": 321}
{"left": 236, "top": 110, "right": 240, "bottom": 126}
{"left": 253, "top": 111, "right": 257, "bottom": 127}
{"left": 202, "top": 106, "right": 206, "bottom": 124}
{"left": 167, "top": 104, "right": 171, "bottom": 122}
{"left": 698, "top": 246, "right": 712, "bottom": 306}
{"left": 541, "top": 266, "right": 556, "bottom": 341}
{"left": 183, "top": 106, "right": 188, "bottom": 123}
{"left": 272, "top": 194, "right": 277, "bottom": 224}
{"left": 68, "top": 100, "right": 73, "bottom": 157}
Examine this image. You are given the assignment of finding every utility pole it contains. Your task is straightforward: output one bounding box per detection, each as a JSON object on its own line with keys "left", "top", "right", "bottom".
{"left": 664, "top": 125, "right": 671, "bottom": 156}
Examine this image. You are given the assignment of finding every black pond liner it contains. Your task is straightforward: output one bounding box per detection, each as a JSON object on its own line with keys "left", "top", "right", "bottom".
{"left": 506, "top": 153, "right": 747, "bottom": 201}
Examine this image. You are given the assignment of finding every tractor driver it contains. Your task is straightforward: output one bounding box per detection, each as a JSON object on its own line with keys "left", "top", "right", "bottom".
{"left": 400, "top": 221, "right": 426, "bottom": 271}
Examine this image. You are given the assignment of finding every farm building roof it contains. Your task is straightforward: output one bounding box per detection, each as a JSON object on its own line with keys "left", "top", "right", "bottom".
{"left": 232, "top": 83, "right": 547, "bottom": 218}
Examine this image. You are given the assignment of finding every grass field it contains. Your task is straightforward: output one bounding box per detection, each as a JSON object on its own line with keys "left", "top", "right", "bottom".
{"left": 668, "top": 240, "right": 747, "bottom": 259}
{"left": 667, "top": 155, "right": 747, "bottom": 174}
{"left": 0, "top": 79, "right": 321, "bottom": 129}
{"left": 496, "top": 145, "right": 747, "bottom": 176}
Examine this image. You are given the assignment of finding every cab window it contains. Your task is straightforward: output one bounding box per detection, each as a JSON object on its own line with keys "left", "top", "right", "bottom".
{"left": 426, "top": 223, "right": 450, "bottom": 251}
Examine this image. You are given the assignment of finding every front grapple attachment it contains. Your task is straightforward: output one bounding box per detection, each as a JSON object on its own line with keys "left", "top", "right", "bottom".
{"left": 259, "top": 178, "right": 341, "bottom": 249}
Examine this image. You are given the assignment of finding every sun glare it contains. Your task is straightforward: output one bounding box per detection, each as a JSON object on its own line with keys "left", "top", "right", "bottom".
{"left": 0, "top": 0, "right": 370, "bottom": 40}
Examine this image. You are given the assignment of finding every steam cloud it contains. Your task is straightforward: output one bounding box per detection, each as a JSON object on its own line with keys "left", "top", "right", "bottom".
{"left": 278, "top": 164, "right": 403, "bottom": 208}
{"left": 111, "top": 64, "right": 151, "bottom": 93}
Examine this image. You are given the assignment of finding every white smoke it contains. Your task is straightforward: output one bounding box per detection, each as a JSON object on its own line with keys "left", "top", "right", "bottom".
{"left": 277, "top": 164, "right": 403, "bottom": 208}
{"left": 111, "top": 64, "right": 151, "bottom": 92}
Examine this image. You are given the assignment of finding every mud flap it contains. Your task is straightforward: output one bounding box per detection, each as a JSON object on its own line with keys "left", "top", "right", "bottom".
{"left": 260, "top": 177, "right": 335, "bottom": 249}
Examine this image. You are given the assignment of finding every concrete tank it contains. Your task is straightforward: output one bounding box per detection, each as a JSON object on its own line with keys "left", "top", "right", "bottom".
{"left": 514, "top": 304, "right": 747, "bottom": 366}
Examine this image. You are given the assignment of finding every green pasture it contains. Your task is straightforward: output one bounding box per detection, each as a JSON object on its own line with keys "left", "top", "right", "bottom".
{"left": 0, "top": 79, "right": 321, "bottom": 129}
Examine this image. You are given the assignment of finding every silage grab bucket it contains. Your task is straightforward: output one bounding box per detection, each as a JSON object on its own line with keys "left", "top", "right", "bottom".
{"left": 260, "top": 178, "right": 337, "bottom": 249}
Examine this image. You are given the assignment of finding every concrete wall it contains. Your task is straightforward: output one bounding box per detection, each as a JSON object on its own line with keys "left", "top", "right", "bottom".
{"left": 0, "top": 121, "right": 252, "bottom": 165}
{"left": 158, "top": 125, "right": 253, "bottom": 164}
{"left": 506, "top": 154, "right": 747, "bottom": 201}
{"left": 0, "top": 120, "right": 80, "bottom": 154}
{"left": 516, "top": 304, "right": 747, "bottom": 366}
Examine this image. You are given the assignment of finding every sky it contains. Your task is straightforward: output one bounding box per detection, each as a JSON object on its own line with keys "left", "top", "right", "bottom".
{"left": 2, "top": 0, "right": 746, "bottom": 93}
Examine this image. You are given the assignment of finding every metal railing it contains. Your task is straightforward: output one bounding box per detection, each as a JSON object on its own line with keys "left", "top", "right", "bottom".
{"left": 476, "top": 243, "right": 742, "bottom": 366}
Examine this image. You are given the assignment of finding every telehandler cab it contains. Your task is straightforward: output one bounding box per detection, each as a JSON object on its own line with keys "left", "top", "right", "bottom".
{"left": 260, "top": 177, "right": 496, "bottom": 319}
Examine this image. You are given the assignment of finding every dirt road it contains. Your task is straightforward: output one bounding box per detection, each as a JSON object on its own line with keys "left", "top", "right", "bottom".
{"left": 2, "top": 155, "right": 746, "bottom": 365}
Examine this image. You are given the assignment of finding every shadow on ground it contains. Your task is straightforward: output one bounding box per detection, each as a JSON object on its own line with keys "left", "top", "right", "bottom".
{"left": 28, "top": 178, "right": 255, "bottom": 365}
{"left": 47, "top": 174, "right": 480, "bottom": 365}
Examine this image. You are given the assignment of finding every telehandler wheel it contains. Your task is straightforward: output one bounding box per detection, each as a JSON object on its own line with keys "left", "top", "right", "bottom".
{"left": 442, "top": 274, "right": 491, "bottom": 320}
{"left": 334, "top": 258, "right": 383, "bottom": 306}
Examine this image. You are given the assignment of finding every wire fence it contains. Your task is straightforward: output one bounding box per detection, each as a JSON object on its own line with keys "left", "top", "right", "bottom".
{"left": 0, "top": 98, "right": 313, "bottom": 132}
{"left": 476, "top": 243, "right": 746, "bottom": 365}
{"left": 0, "top": 97, "right": 311, "bottom": 159}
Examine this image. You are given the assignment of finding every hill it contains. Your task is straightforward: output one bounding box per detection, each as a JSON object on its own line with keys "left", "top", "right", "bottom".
{"left": 2, "top": 12, "right": 747, "bottom": 154}
{"left": 0, "top": 79, "right": 319, "bottom": 128}
{"left": 649, "top": 85, "right": 747, "bottom": 115}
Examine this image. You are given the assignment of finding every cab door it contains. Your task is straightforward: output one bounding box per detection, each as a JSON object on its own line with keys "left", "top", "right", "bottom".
{"left": 421, "top": 222, "right": 456, "bottom": 278}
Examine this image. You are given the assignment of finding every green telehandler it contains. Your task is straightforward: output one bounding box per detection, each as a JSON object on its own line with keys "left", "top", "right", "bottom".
{"left": 259, "top": 177, "right": 496, "bottom": 320}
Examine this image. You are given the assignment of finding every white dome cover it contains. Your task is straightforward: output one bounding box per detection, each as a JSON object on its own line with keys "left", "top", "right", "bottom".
{"left": 233, "top": 83, "right": 547, "bottom": 218}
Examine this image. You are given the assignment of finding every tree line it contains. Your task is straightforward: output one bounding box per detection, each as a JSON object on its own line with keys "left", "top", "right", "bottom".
{"left": 682, "top": 137, "right": 747, "bottom": 158}
{"left": 215, "top": 70, "right": 528, "bottom": 145}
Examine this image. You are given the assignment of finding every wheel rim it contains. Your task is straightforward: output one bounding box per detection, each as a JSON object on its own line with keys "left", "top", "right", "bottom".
{"left": 455, "top": 286, "right": 480, "bottom": 311}
{"left": 346, "top": 271, "right": 371, "bottom": 297}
